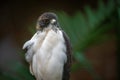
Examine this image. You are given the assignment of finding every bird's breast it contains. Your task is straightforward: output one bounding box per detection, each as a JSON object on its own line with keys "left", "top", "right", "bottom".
{"left": 32, "top": 30, "right": 67, "bottom": 80}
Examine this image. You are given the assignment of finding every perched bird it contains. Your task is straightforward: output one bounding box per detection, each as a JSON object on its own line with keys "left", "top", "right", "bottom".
{"left": 23, "top": 12, "right": 72, "bottom": 80}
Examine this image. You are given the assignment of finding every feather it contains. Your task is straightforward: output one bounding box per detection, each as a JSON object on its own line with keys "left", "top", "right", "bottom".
{"left": 62, "top": 31, "right": 72, "bottom": 80}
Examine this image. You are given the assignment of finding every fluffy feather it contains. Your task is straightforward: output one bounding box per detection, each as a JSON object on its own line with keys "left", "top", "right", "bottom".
{"left": 23, "top": 29, "right": 67, "bottom": 80}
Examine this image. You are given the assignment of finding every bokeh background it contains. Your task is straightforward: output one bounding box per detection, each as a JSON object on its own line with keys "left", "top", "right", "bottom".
{"left": 0, "top": 0, "right": 119, "bottom": 80}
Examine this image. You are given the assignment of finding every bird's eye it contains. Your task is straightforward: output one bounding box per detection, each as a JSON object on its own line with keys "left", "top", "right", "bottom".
{"left": 41, "top": 19, "right": 49, "bottom": 24}
{"left": 39, "top": 19, "right": 50, "bottom": 27}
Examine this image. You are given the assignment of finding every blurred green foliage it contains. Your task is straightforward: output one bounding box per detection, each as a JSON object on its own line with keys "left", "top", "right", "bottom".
{"left": 0, "top": 63, "right": 35, "bottom": 80}
{"left": 56, "top": 0, "right": 116, "bottom": 79}
{"left": 0, "top": 0, "right": 118, "bottom": 80}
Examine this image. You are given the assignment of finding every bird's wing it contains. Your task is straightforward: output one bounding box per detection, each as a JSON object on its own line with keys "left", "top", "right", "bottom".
{"left": 22, "top": 32, "right": 39, "bottom": 63}
{"left": 62, "top": 31, "right": 72, "bottom": 80}
{"left": 22, "top": 32, "right": 39, "bottom": 75}
{"left": 23, "top": 32, "right": 39, "bottom": 51}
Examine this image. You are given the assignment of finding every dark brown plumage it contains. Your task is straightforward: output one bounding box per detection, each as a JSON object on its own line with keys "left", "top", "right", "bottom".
{"left": 62, "top": 31, "right": 72, "bottom": 80}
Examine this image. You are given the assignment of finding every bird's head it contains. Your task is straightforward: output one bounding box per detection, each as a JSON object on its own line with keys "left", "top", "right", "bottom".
{"left": 36, "top": 12, "right": 59, "bottom": 31}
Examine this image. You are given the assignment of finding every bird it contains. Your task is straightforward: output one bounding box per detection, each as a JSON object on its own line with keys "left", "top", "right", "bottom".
{"left": 23, "top": 12, "right": 72, "bottom": 80}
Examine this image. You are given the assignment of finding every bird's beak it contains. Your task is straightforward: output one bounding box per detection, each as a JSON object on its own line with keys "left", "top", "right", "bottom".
{"left": 51, "top": 19, "right": 57, "bottom": 25}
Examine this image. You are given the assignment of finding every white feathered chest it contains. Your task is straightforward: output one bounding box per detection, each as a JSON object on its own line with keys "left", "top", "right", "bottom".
{"left": 23, "top": 29, "right": 67, "bottom": 80}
